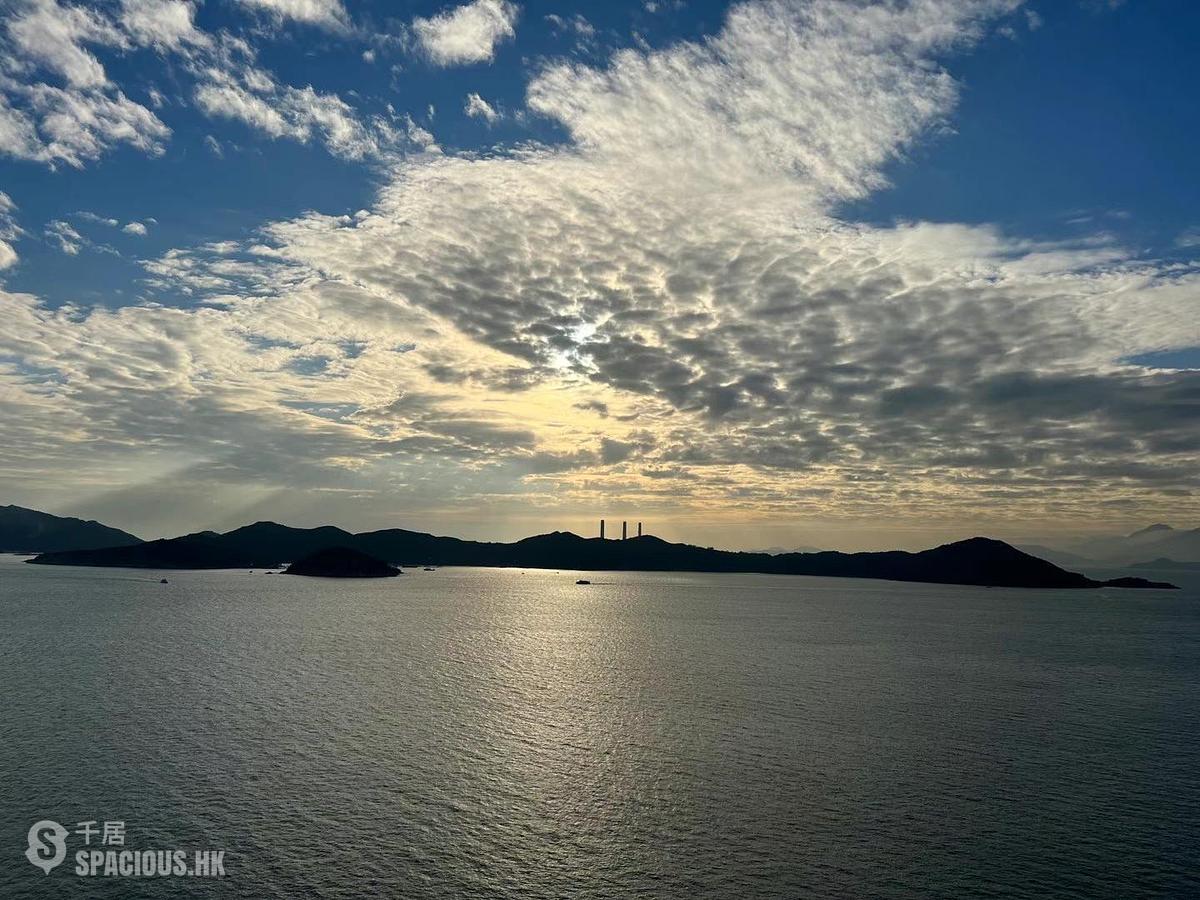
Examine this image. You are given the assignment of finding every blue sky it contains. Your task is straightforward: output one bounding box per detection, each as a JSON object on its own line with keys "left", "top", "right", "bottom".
{"left": 847, "top": 2, "right": 1200, "bottom": 253}
{"left": 9, "top": 1, "right": 1199, "bottom": 309}
{"left": 3, "top": 1, "right": 735, "bottom": 308}
{"left": 0, "top": 0, "right": 1197, "bottom": 547}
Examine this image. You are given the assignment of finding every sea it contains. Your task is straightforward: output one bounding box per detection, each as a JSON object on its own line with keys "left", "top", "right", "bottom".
{"left": 1, "top": 554, "right": 1198, "bottom": 898}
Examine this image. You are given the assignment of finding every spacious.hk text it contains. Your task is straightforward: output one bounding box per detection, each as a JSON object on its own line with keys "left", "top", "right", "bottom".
{"left": 25, "top": 819, "right": 227, "bottom": 878}
{"left": 75, "top": 848, "right": 226, "bottom": 877}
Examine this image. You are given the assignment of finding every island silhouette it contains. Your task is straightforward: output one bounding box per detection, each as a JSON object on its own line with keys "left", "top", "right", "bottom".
{"left": 22, "top": 516, "right": 1178, "bottom": 590}
{"left": 0, "top": 504, "right": 142, "bottom": 553}
{"left": 284, "top": 546, "right": 402, "bottom": 578}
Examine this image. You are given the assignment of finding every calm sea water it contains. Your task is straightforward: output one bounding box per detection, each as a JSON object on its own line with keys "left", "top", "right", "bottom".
{"left": 2, "top": 555, "right": 1198, "bottom": 898}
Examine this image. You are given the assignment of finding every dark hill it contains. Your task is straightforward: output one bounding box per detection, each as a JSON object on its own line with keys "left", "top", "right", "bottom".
{"left": 0, "top": 504, "right": 142, "bottom": 553}
{"left": 24, "top": 523, "right": 357, "bottom": 569}
{"left": 222, "top": 521, "right": 357, "bottom": 562}
{"left": 1102, "top": 575, "right": 1178, "bottom": 589}
{"left": 25, "top": 522, "right": 1179, "bottom": 589}
{"left": 284, "top": 547, "right": 400, "bottom": 578}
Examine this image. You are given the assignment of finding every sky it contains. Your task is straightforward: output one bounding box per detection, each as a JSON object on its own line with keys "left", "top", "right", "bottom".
{"left": 0, "top": 0, "right": 1198, "bottom": 550}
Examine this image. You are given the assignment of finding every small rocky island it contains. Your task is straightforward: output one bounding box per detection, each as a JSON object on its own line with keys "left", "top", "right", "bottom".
{"left": 283, "top": 547, "right": 401, "bottom": 578}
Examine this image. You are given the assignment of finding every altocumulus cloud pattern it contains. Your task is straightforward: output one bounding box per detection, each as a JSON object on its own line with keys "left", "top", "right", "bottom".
{"left": 0, "top": 0, "right": 1196, "bottom": 541}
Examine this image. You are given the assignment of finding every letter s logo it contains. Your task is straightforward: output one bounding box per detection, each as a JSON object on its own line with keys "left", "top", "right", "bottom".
{"left": 25, "top": 820, "right": 68, "bottom": 874}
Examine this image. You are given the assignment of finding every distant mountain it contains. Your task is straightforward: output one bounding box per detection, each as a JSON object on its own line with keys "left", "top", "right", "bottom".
{"left": 1128, "top": 524, "right": 1175, "bottom": 539}
{"left": 1015, "top": 544, "right": 1103, "bottom": 570}
{"left": 1136, "top": 528, "right": 1200, "bottom": 563}
{"left": 1130, "top": 558, "right": 1200, "bottom": 572}
{"left": 0, "top": 505, "right": 142, "bottom": 553}
{"left": 26, "top": 522, "right": 1176, "bottom": 589}
{"left": 1070, "top": 524, "right": 1200, "bottom": 565}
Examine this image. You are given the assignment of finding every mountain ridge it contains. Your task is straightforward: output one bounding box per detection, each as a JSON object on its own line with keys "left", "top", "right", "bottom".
{"left": 1063, "top": 524, "right": 1200, "bottom": 565}
{"left": 25, "top": 520, "right": 1177, "bottom": 590}
{"left": 0, "top": 504, "right": 143, "bottom": 553}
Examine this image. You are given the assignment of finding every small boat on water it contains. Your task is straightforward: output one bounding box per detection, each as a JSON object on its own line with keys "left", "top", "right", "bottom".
{"left": 576, "top": 579, "right": 591, "bottom": 585}
{"left": 423, "top": 566, "right": 436, "bottom": 571}
{"left": 160, "top": 578, "right": 169, "bottom": 584}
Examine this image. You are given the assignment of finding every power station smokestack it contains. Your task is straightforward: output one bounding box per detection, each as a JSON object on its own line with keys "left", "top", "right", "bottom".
{"left": 637, "top": 522, "right": 642, "bottom": 537}
{"left": 600, "top": 519, "right": 605, "bottom": 540}
{"left": 622, "top": 521, "right": 628, "bottom": 541}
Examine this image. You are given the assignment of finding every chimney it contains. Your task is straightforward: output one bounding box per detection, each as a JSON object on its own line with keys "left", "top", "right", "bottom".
{"left": 622, "top": 521, "right": 628, "bottom": 541}
{"left": 637, "top": 522, "right": 642, "bottom": 537}
{"left": 600, "top": 519, "right": 605, "bottom": 540}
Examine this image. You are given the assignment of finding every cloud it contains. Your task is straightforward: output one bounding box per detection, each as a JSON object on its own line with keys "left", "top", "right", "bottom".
{"left": 463, "top": 92, "right": 499, "bottom": 123}
{"left": 0, "top": 0, "right": 383, "bottom": 168}
{"left": 545, "top": 14, "right": 595, "bottom": 38}
{"left": 119, "top": 0, "right": 209, "bottom": 52}
{"left": 123, "top": 221, "right": 148, "bottom": 235}
{"left": 222, "top": 0, "right": 1190, "bottom": 515}
{"left": 193, "top": 61, "right": 422, "bottom": 161}
{"left": 413, "top": 0, "right": 518, "bottom": 66}
{"left": 45, "top": 216, "right": 122, "bottom": 255}
{"left": 233, "top": 0, "right": 348, "bottom": 31}
{"left": 2, "top": 82, "right": 170, "bottom": 167}
{"left": 1178, "top": 228, "right": 1200, "bottom": 249}
{"left": 203, "top": 133, "right": 223, "bottom": 156}
{"left": 0, "top": 0, "right": 170, "bottom": 167}
{"left": 77, "top": 211, "right": 119, "bottom": 226}
{"left": 5, "top": 0, "right": 125, "bottom": 88}
{"left": 1, "top": 0, "right": 1197, "bottom": 537}
{"left": 0, "top": 191, "right": 20, "bottom": 269}
{"left": 527, "top": 0, "right": 1020, "bottom": 204}
{"left": 44, "top": 219, "right": 83, "bottom": 254}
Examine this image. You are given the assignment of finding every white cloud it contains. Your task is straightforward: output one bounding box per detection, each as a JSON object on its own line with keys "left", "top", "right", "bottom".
{"left": 413, "top": 0, "right": 518, "bottom": 66}
{"left": 193, "top": 64, "right": 421, "bottom": 161}
{"left": 5, "top": 0, "right": 126, "bottom": 88}
{"left": 1177, "top": 228, "right": 1200, "bottom": 249}
{"left": 463, "top": 92, "right": 499, "bottom": 123}
{"left": 5, "top": 82, "right": 170, "bottom": 168}
{"left": 0, "top": 97, "right": 44, "bottom": 161}
{"left": 123, "top": 221, "right": 148, "bottom": 235}
{"left": 78, "top": 211, "right": 119, "bottom": 226}
{"left": 234, "top": 0, "right": 348, "bottom": 31}
{"left": 0, "top": 0, "right": 381, "bottom": 169}
{"left": 0, "top": 191, "right": 20, "bottom": 269}
{"left": 45, "top": 213, "right": 126, "bottom": 255}
{"left": 545, "top": 13, "right": 593, "bottom": 35}
{"left": 528, "top": 0, "right": 1018, "bottom": 204}
{"left": 119, "top": 0, "right": 209, "bottom": 52}
{"left": 44, "top": 219, "right": 83, "bottom": 254}
{"left": 0, "top": 0, "right": 170, "bottom": 167}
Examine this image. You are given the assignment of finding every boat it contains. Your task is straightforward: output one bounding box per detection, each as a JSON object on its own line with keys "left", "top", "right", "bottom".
{"left": 576, "top": 579, "right": 591, "bottom": 585}
{"left": 159, "top": 578, "right": 168, "bottom": 584}
{"left": 423, "top": 566, "right": 436, "bottom": 571}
